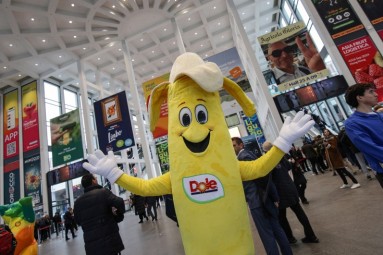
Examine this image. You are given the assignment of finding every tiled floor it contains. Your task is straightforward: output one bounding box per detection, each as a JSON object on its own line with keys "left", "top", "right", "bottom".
{"left": 39, "top": 170, "right": 383, "bottom": 255}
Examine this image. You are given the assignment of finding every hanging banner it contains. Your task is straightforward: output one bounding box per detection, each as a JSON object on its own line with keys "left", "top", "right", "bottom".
{"left": 356, "top": 0, "right": 383, "bottom": 40}
{"left": 312, "top": 0, "right": 383, "bottom": 101}
{"left": 50, "top": 109, "right": 83, "bottom": 167}
{"left": 154, "top": 135, "right": 169, "bottom": 174}
{"left": 46, "top": 159, "right": 89, "bottom": 186}
{"left": 242, "top": 113, "right": 266, "bottom": 148}
{"left": 142, "top": 73, "right": 170, "bottom": 139}
{"left": 24, "top": 154, "right": 42, "bottom": 206}
{"left": 3, "top": 159, "right": 20, "bottom": 204}
{"left": 257, "top": 21, "right": 329, "bottom": 91}
{"left": 3, "top": 90, "right": 19, "bottom": 159}
{"left": 21, "top": 81, "right": 40, "bottom": 152}
{"left": 94, "top": 91, "right": 135, "bottom": 154}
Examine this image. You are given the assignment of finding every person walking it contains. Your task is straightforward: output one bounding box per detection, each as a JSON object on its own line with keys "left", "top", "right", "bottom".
{"left": 263, "top": 141, "right": 319, "bottom": 244}
{"left": 74, "top": 174, "right": 125, "bottom": 255}
{"left": 145, "top": 196, "right": 158, "bottom": 221}
{"left": 64, "top": 208, "right": 76, "bottom": 241}
{"left": 301, "top": 140, "right": 325, "bottom": 175}
{"left": 232, "top": 137, "right": 292, "bottom": 255}
{"left": 344, "top": 83, "right": 383, "bottom": 187}
{"left": 132, "top": 194, "right": 149, "bottom": 223}
{"left": 323, "top": 129, "right": 361, "bottom": 189}
{"left": 52, "top": 211, "right": 62, "bottom": 237}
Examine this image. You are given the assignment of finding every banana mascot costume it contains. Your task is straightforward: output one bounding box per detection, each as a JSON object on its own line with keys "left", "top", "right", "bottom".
{"left": 83, "top": 52, "right": 314, "bottom": 254}
{"left": 0, "top": 197, "right": 38, "bottom": 255}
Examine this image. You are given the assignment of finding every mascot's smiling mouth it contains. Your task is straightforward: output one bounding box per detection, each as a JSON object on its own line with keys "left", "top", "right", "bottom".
{"left": 183, "top": 132, "right": 210, "bottom": 153}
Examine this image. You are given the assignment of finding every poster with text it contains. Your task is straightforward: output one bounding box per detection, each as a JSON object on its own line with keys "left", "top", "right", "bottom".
{"left": 312, "top": 0, "right": 364, "bottom": 40}
{"left": 3, "top": 90, "right": 19, "bottom": 159}
{"left": 24, "top": 154, "right": 42, "bottom": 206}
{"left": 357, "top": 0, "right": 383, "bottom": 40}
{"left": 142, "top": 73, "right": 170, "bottom": 138}
{"left": 154, "top": 135, "right": 169, "bottom": 174}
{"left": 241, "top": 113, "right": 266, "bottom": 149}
{"left": 313, "top": 0, "right": 383, "bottom": 101}
{"left": 22, "top": 81, "right": 40, "bottom": 152}
{"left": 94, "top": 91, "right": 135, "bottom": 154}
{"left": 257, "top": 21, "right": 329, "bottom": 92}
{"left": 3, "top": 159, "right": 20, "bottom": 204}
{"left": 50, "top": 109, "right": 83, "bottom": 167}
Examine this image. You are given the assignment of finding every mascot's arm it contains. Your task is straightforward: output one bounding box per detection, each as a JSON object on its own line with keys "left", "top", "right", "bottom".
{"left": 116, "top": 172, "right": 172, "bottom": 196}
{"left": 240, "top": 146, "right": 284, "bottom": 181}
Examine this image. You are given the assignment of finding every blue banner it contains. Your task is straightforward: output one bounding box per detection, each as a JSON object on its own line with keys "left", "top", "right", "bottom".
{"left": 94, "top": 91, "right": 135, "bottom": 154}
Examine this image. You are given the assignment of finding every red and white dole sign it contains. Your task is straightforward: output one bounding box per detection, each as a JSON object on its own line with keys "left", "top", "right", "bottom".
{"left": 183, "top": 174, "right": 224, "bottom": 203}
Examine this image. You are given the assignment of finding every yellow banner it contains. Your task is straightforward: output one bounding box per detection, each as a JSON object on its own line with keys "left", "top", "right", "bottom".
{"left": 278, "top": 69, "right": 330, "bottom": 92}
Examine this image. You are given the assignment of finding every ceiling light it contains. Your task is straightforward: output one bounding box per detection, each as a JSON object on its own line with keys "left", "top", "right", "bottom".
{"left": 161, "top": 60, "right": 164, "bottom": 63}
{"left": 59, "top": 55, "right": 62, "bottom": 58}
{"left": 18, "top": 74, "right": 22, "bottom": 77}
{"left": 105, "top": 37, "right": 110, "bottom": 40}
{"left": 118, "top": 48, "right": 121, "bottom": 51}
{"left": 31, "top": 18, "right": 35, "bottom": 21}
{"left": 164, "top": 28, "right": 167, "bottom": 31}
{"left": 42, "top": 39, "right": 46, "bottom": 43}
{"left": 71, "top": 3, "right": 75, "bottom": 7}
{"left": 267, "top": 2, "right": 270, "bottom": 5}
{"left": 188, "top": 17, "right": 191, "bottom": 21}
{"left": 112, "top": 67, "right": 115, "bottom": 70}
{"left": 3, "top": 66, "right": 7, "bottom": 69}
{"left": 140, "top": 38, "right": 144, "bottom": 42}
{"left": 200, "top": 44, "right": 203, "bottom": 47}
{"left": 205, "top": 54, "right": 208, "bottom": 57}
{"left": 242, "top": 12, "right": 245, "bottom": 15}
{"left": 132, "top": 59, "right": 135, "bottom": 62}
{"left": 112, "top": 5, "right": 115, "bottom": 8}
{"left": 194, "top": 32, "right": 198, "bottom": 35}
{"left": 173, "top": 41, "right": 176, "bottom": 45}
{"left": 9, "top": 44, "right": 13, "bottom": 47}
{"left": 213, "top": 6, "right": 216, "bottom": 9}
{"left": 73, "top": 35, "right": 77, "bottom": 38}
{"left": 152, "top": 50, "right": 155, "bottom": 53}
{"left": 69, "top": 20, "right": 73, "bottom": 24}
{"left": 218, "top": 22, "right": 221, "bottom": 26}
{"left": 244, "top": 26, "right": 246, "bottom": 29}
{"left": 221, "top": 35, "right": 224, "bottom": 38}
{"left": 97, "top": 57, "right": 100, "bottom": 60}
{"left": 35, "top": 63, "right": 38, "bottom": 66}
{"left": 83, "top": 47, "right": 86, "bottom": 50}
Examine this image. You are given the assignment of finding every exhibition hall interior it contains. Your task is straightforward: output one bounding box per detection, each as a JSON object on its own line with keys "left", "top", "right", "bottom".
{"left": 1, "top": 0, "right": 383, "bottom": 254}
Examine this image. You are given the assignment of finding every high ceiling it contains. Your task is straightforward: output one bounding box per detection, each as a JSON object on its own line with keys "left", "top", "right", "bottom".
{"left": 0, "top": 0, "right": 280, "bottom": 101}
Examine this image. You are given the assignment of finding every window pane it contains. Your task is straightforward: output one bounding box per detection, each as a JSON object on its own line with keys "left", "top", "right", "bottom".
{"left": 64, "top": 89, "right": 78, "bottom": 109}
{"left": 44, "top": 82, "right": 60, "bottom": 102}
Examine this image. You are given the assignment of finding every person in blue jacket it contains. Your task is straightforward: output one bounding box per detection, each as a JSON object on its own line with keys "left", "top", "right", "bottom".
{"left": 344, "top": 83, "right": 383, "bottom": 188}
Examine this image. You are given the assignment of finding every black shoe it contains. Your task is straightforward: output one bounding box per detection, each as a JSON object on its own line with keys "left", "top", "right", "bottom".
{"left": 73, "top": 235, "right": 77, "bottom": 238}
{"left": 146, "top": 217, "right": 149, "bottom": 221}
{"left": 288, "top": 237, "right": 297, "bottom": 244}
{"left": 302, "top": 200, "right": 309, "bottom": 204}
{"left": 138, "top": 220, "right": 143, "bottom": 223}
{"left": 66, "top": 238, "right": 70, "bottom": 241}
{"left": 301, "top": 237, "right": 319, "bottom": 243}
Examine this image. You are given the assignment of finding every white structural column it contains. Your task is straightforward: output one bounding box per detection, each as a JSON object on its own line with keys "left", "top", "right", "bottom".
{"left": 226, "top": 0, "right": 283, "bottom": 141}
{"left": 77, "top": 60, "right": 95, "bottom": 155}
{"left": 37, "top": 78, "right": 50, "bottom": 215}
{"left": 121, "top": 39, "right": 156, "bottom": 179}
{"left": 348, "top": 0, "right": 383, "bottom": 53}
{"left": 300, "top": 0, "right": 355, "bottom": 85}
{"left": 172, "top": 17, "right": 186, "bottom": 54}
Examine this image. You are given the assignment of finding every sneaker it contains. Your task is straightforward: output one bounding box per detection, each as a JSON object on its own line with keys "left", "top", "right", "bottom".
{"left": 367, "top": 175, "right": 372, "bottom": 180}
{"left": 340, "top": 184, "right": 349, "bottom": 189}
{"left": 351, "top": 183, "right": 361, "bottom": 189}
{"left": 288, "top": 237, "right": 298, "bottom": 244}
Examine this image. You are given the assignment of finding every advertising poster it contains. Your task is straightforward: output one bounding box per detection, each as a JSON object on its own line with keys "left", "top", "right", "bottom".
{"left": 357, "top": 0, "right": 383, "bottom": 40}
{"left": 142, "top": 73, "right": 170, "bottom": 139}
{"left": 154, "top": 135, "right": 169, "bottom": 174}
{"left": 3, "top": 159, "right": 20, "bottom": 204}
{"left": 3, "top": 90, "right": 19, "bottom": 159}
{"left": 24, "top": 154, "right": 42, "bottom": 206}
{"left": 312, "top": 0, "right": 383, "bottom": 101}
{"left": 94, "top": 91, "right": 135, "bottom": 154}
{"left": 312, "top": 0, "right": 364, "bottom": 40}
{"left": 241, "top": 113, "right": 266, "bottom": 149}
{"left": 50, "top": 109, "right": 83, "bottom": 167}
{"left": 22, "top": 81, "right": 40, "bottom": 152}
{"left": 205, "top": 47, "right": 252, "bottom": 102}
{"left": 257, "top": 21, "right": 329, "bottom": 92}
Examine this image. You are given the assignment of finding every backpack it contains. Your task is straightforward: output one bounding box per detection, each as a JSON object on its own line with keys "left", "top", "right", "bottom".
{"left": 0, "top": 224, "right": 17, "bottom": 255}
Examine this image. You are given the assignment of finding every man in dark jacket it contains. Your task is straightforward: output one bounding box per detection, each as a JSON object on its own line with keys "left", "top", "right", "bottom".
{"left": 301, "top": 140, "right": 325, "bottom": 175}
{"left": 263, "top": 141, "right": 319, "bottom": 244}
{"left": 74, "top": 174, "right": 125, "bottom": 255}
{"left": 232, "top": 137, "right": 292, "bottom": 255}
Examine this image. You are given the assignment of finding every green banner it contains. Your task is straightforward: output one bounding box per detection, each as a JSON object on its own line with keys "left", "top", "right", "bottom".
{"left": 50, "top": 109, "right": 83, "bottom": 167}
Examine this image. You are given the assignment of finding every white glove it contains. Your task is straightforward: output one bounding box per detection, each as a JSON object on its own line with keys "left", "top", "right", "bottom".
{"left": 82, "top": 150, "right": 124, "bottom": 184}
{"left": 274, "top": 111, "right": 315, "bottom": 153}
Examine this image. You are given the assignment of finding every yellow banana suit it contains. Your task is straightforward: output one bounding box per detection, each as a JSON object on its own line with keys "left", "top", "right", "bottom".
{"left": 115, "top": 53, "right": 284, "bottom": 255}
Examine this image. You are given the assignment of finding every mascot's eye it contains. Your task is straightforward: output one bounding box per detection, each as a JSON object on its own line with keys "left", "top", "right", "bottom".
{"left": 195, "top": 104, "right": 208, "bottom": 124}
{"left": 179, "top": 107, "right": 192, "bottom": 127}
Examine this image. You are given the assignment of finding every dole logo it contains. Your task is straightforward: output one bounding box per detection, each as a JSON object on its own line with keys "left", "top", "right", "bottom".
{"left": 183, "top": 174, "right": 224, "bottom": 203}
